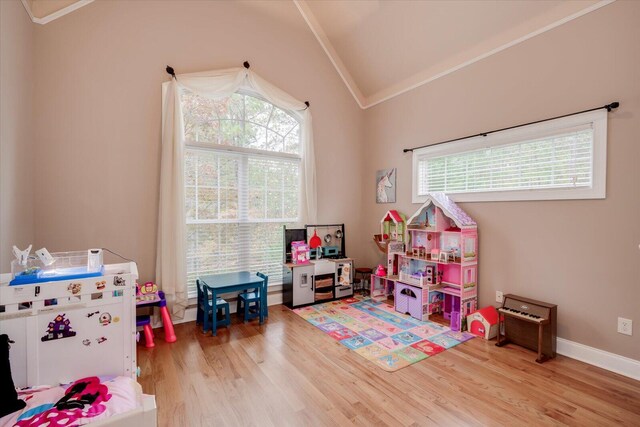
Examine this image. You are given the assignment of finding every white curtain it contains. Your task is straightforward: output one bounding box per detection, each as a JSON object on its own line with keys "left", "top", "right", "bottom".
{"left": 157, "top": 67, "right": 317, "bottom": 318}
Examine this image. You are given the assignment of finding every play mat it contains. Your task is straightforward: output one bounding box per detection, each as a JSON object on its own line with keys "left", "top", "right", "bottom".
{"left": 293, "top": 297, "right": 474, "bottom": 371}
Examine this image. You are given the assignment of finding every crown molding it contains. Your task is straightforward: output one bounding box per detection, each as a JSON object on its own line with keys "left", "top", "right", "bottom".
{"left": 293, "top": 0, "right": 366, "bottom": 109}
{"left": 294, "top": 0, "right": 616, "bottom": 110}
{"left": 20, "top": 0, "right": 94, "bottom": 25}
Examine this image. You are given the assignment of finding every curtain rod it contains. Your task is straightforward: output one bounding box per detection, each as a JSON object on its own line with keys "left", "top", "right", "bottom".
{"left": 165, "top": 62, "right": 311, "bottom": 109}
{"left": 403, "top": 102, "right": 620, "bottom": 153}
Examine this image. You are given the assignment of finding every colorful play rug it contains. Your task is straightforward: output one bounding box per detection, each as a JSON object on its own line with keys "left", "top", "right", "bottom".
{"left": 293, "top": 297, "right": 474, "bottom": 372}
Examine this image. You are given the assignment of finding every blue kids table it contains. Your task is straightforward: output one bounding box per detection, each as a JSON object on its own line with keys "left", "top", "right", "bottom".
{"left": 198, "top": 271, "right": 267, "bottom": 335}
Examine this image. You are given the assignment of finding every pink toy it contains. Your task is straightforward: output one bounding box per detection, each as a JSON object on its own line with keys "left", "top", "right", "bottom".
{"left": 467, "top": 306, "right": 499, "bottom": 339}
{"left": 291, "top": 241, "right": 310, "bottom": 264}
{"left": 375, "top": 264, "right": 387, "bottom": 277}
{"left": 450, "top": 310, "right": 461, "bottom": 331}
{"left": 135, "top": 282, "right": 176, "bottom": 343}
{"left": 136, "top": 315, "right": 155, "bottom": 348}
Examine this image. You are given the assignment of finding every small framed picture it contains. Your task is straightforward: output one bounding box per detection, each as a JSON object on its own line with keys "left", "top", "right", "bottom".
{"left": 376, "top": 168, "right": 396, "bottom": 203}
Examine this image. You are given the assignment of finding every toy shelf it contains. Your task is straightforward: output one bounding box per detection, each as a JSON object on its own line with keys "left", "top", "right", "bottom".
{"left": 438, "top": 283, "right": 477, "bottom": 300}
{"left": 315, "top": 277, "right": 333, "bottom": 290}
{"left": 401, "top": 254, "right": 464, "bottom": 266}
{"left": 402, "top": 254, "right": 479, "bottom": 267}
{"left": 371, "top": 274, "right": 398, "bottom": 281}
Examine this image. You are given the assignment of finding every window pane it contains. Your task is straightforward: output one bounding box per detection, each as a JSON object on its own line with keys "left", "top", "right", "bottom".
{"left": 197, "top": 188, "right": 218, "bottom": 220}
{"left": 248, "top": 156, "right": 299, "bottom": 221}
{"left": 185, "top": 150, "right": 239, "bottom": 221}
{"left": 186, "top": 223, "right": 242, "bottom": 291}
{"left": 185, "top": 186, "right": 196, "bottom": 221}
{"left": 181, "top": 89, "right": 301, "bottom": 155}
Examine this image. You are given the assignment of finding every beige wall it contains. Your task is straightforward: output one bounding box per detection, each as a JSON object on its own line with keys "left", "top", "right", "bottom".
{"left": 361, "top": 1, "right": 640, "bottom": 360}
{"left": 0, "top": 0, "right": 35, "bottom": 272}
{"left": 31, "top": 0, "right": 365, "bottom": 282}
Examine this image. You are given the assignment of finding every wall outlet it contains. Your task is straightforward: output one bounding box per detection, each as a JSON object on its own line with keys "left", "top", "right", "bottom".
{"left": 618, "top": 317, "right": 632, "bottom": 336}
{"left": 496, "top": 291, "right": 504, "bottom": 303}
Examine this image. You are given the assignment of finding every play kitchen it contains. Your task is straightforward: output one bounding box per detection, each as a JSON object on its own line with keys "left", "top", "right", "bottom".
{"left": 282, "top": 224, "right": 353, "bottom": 308}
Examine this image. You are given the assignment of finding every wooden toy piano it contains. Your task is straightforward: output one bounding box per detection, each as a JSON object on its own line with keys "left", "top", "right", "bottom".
{"left": 496, "top": 294, "right": 557, "bottom": 363}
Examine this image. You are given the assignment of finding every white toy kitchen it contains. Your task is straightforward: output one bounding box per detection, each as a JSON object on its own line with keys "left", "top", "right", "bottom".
{"left": 282, "top": 224, "right": 353, "bottom": 308}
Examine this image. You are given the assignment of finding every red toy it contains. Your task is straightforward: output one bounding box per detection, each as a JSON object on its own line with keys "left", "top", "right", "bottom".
{"left": 466, "top": 306, "right": 499, "bottom": 340}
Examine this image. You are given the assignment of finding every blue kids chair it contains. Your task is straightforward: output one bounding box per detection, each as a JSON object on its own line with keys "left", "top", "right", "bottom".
{"left": 197, "top": 279, "right": 230, "bottom": 334}
{"left": 237, "top": 273, "right": 268, "bottom": 323}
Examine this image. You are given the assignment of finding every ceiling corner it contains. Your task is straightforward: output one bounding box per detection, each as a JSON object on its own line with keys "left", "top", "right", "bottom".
{"left": 293, "top": 0, "right": 367, "bottom": 109}
{"left": 21, "top": 0, "right": 94, "bottom": 25}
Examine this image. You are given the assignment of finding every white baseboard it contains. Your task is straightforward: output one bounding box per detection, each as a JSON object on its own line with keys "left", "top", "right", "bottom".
{"left": 557, "top": 338, "right": 640, "bottom": 381}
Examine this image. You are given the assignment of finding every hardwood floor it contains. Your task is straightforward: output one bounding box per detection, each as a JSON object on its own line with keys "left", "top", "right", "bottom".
{"left": 138, "top": 304, "right": 640, "bottom": 426}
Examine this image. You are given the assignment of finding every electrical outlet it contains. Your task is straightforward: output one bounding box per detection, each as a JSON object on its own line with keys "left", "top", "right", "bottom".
{"left": 618, "top": 317, "right": 632, "bottom": 336}
{"left": 496, "top": 291, "right": 504, "bottom": 303}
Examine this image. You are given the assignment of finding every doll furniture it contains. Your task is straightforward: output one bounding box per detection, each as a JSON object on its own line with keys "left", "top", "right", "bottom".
{"left": 353, "top": 267, "right": 372, "bottom": 293}
{"left": 467, "top": 306, "right": 499, "bottom": 339}
{"left": 394, "top": 193, "right": 478, "bottom": 331}
{"left": 395, "top": 282, "right": 428, "bottom": 321}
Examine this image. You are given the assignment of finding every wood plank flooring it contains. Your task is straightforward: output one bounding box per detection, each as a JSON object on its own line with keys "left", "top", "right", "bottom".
{"left": 137, "top": 304, "right": 640, "bottom": 426}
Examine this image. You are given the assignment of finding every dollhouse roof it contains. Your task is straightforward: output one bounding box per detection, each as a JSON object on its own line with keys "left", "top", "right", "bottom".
{"left": 414, "top": 192, "right": 476, "bottom": 229}
{"left": 474, "top": 306, "right": 498, "bottom": 325}
{"left": 382, "top": 210, "right": 404, "bottom": 224}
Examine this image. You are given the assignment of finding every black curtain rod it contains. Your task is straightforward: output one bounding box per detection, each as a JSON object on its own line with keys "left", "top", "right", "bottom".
{"left": 165, "top": 65, "right": 176, "bottom": 79}
{"left": 165, "top": 62, "right": 311, "bottom": 109}
{"left": 403, "top": 102, "right": 620, "bottom": 153}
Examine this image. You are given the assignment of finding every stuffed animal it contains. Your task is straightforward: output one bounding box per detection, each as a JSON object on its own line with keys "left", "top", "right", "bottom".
{"left": 0, "top": 334, "right": 26, "bottom": 418}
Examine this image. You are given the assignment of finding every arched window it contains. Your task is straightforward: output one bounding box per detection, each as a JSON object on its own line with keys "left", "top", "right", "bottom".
{"left": 182, "top": 89, "right": 301, "bottom": 296}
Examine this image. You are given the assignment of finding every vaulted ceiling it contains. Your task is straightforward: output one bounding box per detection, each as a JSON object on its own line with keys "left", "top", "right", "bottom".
{"left": 294, "top": 0, "right": 614, "bottom": 108}
{"left": 21, "top": 0, "right": 615, "bottom": 108}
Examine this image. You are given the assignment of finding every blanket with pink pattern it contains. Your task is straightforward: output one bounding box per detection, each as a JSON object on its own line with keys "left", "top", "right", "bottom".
{"left": 1, "top": 376, "right": 140, "bottom": 427}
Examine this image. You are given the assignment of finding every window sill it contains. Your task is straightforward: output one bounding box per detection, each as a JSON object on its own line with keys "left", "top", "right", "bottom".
{"left": 414, "top": 186, "right": 605, "bottom": 203}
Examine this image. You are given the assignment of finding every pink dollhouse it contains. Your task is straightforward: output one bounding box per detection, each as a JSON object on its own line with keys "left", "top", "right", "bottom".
{"left": 395, "top": 192, "right": 478, "bottom": 331}
{"left": 380, "top": 210, "right": 405, "bottom": 242}
{"left": 371, "top": 210, "right": 406, "bottom": 300}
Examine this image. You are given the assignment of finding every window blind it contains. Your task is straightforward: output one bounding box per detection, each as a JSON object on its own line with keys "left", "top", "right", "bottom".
{"left": 185, "top": 149, "right": 299, "bottom": 298}
{"left": 417, "top": 127, "right": 594, "bottom": 196}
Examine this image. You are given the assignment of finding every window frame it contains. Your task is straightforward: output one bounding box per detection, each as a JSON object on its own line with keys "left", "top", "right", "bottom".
{"left": 181, "top": 89, "right": 304, "bottom": 296}
{"left": 412, "top": 109, "right": 608, "bottom": 203}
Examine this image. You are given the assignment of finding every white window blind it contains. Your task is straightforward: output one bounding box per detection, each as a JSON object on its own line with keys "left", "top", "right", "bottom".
{"left": 412, "top": 109, "right": 607, "bottom": 203}
{"left": 182, "top": 90, "right": 301, "bottom": 298}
